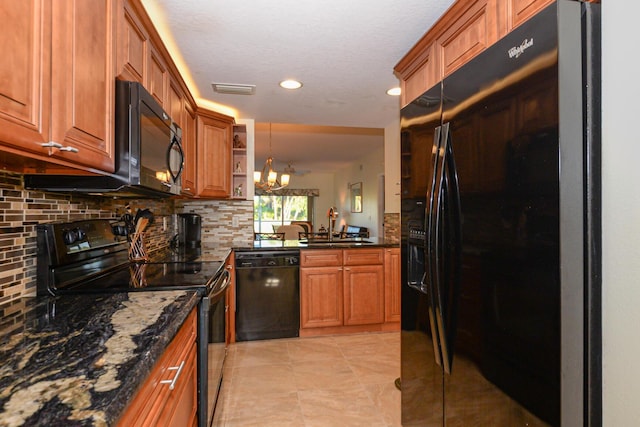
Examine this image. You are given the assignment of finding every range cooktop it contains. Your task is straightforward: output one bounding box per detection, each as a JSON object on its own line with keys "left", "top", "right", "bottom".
{"left": 36, "top": 219, "right": 223, "bottom": 296}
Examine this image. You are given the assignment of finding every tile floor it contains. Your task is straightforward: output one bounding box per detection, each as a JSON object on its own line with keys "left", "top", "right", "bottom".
{"left": 213, "top": 332, "right": 401, "bottom": 426}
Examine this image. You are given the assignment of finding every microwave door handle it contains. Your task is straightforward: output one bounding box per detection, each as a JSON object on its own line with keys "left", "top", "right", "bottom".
{"left": 167, "top": 134, "right": 184, "bottom": 182}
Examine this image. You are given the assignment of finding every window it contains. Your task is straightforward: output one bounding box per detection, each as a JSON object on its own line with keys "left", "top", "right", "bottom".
{"left": 254, "top": 195, "right": 313, "bottom": 232}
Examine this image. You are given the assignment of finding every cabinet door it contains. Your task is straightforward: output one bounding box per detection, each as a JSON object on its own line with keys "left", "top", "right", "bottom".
{"left": 148, "top": 44, "right": 167, "bottom": 109}
{"left": 436, "top": 0, "right": 500, "bottom": 78}
{"left": 117, "top": 0, "right": 147, "bottom": 83}
{"left": 507, "top": 0, "right": 554, "bottom": 30}
{"left": 168, "top": 80, "right": 184, "bottom": 128}
{"left": 118, "top": 309, "right": 197, "bottom": 426}
{"left": 181, "top": 102, "right": 197, "bottom": 196}
{"left": 50, "top": 0, "right": 115, "bottom": 172}
{"left": 196, "top": 112, "right": 233, "bottom": 198}
{"left": 0, "top": 0, "right": 51, "bottom": 155}
{"left": 343, "top": 248, "right": 383, "bottom": 266}
{"left": 400, "top": 44, "right": 438, "bottom": 108}
{"left": 159, "top": 342, "right": 198, "bottom": 427}
{"left": 384, "top": 248, "right": 401, "bottom": 323}
{"left": 343, "top": 264, "right": 384, "bottom": 326}
{"left": 300, "top": 267, "right": 343, "bottom": 328}
{"left": 301, "top": 249, "right": 343, "bottom": 267}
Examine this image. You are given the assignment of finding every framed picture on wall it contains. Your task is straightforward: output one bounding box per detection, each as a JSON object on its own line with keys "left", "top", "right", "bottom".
{"left": 350, "top": 182, "right": 363, "bottom": 213}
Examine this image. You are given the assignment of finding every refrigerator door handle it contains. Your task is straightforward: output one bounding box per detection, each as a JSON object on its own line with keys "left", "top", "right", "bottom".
{"left": 426, "top": 125, "right": 444, "bottom": 368}
{"left": 432, "top": 122, "right": 462, "bottom": 375}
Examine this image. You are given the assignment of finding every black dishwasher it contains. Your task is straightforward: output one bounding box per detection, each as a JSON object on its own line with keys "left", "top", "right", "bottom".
{"left": 235, "top": 250, "right": 300, "bottom": 341}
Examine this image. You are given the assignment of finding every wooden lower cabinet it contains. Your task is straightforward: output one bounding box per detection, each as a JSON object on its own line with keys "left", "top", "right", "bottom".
{"left": 343, "top": 264, "right": 384, "bottom": 325}
{"left": 117, "top": 308, "right": 197, "bottom": 427}
{"left": 384, "top": 248, "right": 401, "bottom": 323}
{"left": 300, "top": 248, "right": 398, "bottom": 336}
{"left": 300, "top": 265, "right": 344, "bottom": 328}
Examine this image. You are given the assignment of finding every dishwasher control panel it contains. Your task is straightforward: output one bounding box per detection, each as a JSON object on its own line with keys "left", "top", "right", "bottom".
{"left": 235, "top": 251, "right": 300, "bottom": 268}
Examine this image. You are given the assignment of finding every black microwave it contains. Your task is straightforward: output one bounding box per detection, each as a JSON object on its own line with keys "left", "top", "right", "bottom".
{"left": 114, "top": 80, "right": 184, "bottom": 195}
{"left": 24, "top": 81, "right": 184, "bottom": 198}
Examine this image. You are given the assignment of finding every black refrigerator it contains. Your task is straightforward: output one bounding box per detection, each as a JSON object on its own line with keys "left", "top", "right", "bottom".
{"left": 400, "top": 2, "right": 601, "bottom": 426}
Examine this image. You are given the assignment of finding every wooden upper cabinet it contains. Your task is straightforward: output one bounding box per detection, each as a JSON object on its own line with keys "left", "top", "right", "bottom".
{"left": 196, "top": 110, "right": 234, "bottom": 199}
{"left": 181, "top": 102, "right": 197, "bottom": 196}
{"left": 435, "top": 0, "right": 501, "bottom": 78}
{"left": 506, "top": 0, "right": 554, "bottom": 31}
{"left": 0, "top": 0, "right": 115, "bottom": 172}
{"left": 0, "top": 0, "right": 51, "bottom": 155}
{"left": 117, "top": 0, "right": 193, "bottom": 123}
{"left": 148, "top": 45, "right": 167, "bottom": 110}
{"left": 49, "top": 0, "right": 115, "bottom": 172}
{"left": 117, "top": 0, "right": 147, "bottom": 84}
{"left": 168, "top": 79, "right": 184, "bottom": 129}
{"left": 395, "top": 0, "right": 554, "bottom": 106}
{"left": 384, "top": 248, "right": 401, "bottom": 323}
{"left": 399, "top": 44, "right": 438, "bottom": 108}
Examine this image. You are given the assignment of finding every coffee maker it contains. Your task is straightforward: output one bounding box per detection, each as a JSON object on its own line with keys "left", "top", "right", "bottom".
{"left": 177, "top": 213, "right": 202, "bottom": 250}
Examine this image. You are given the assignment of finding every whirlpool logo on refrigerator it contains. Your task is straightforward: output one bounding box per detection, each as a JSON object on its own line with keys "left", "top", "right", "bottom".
{"left": 508, "top": 38, "right": 534, "bottom": 58}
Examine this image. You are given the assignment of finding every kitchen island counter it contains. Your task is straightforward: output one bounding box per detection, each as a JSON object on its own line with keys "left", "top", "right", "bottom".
{"left": 0, "top": 291, "right": 199, "bottom": 426}
{"left": 234, "top": 237, "right": 398, "bottom": 252}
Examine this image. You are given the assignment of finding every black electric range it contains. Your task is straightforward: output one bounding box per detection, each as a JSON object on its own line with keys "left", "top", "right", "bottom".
{"left": 35, "top": 219, "right": 229, "bottom": 427}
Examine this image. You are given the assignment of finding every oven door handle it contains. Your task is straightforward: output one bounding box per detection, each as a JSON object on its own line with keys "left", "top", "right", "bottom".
{"left": 209, "top": 269, "right": 231, "bottom": 301}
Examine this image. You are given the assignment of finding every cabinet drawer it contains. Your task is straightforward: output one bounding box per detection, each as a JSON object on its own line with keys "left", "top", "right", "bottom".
{"left": 300, "top": 249, "right": 342, "bottom": 267}
{"left": 343, "top": 249, "right": 383, "bottom": 266}
{"left": 117, "top": 309, "right": 197, "bottom": 426}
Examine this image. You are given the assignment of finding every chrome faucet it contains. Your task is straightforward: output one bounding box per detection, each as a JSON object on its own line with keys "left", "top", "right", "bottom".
{"left": 327, "top": 207, "right": 338, "bottom": 241}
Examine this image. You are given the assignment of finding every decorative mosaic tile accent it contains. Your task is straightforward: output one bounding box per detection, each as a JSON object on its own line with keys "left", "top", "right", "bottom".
{"left": 383, "top": 213, "right": 400, "bottom": 244}
{"left": 0, "top": 171, "right": 176, "bottom": 302}
{"left": 175, "top": 199, "right": 254, "bottom": 247}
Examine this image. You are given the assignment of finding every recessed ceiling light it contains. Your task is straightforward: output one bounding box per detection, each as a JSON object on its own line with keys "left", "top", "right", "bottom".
{"left": 386, "top": 87, "right": 401, "bottom": 96}
{"left": 280, "top": 79, "right": 303, "bottom": 90}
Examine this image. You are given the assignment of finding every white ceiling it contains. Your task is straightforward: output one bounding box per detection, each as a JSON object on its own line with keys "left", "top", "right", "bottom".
{"left": 145, "top": 0, "right": 455, "bottom": 173}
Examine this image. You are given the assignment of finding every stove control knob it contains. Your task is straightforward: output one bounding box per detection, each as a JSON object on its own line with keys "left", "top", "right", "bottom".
{"left": 63, "top": 229, "right": 77, "bottom": 245}
{"left": 75, "top": 228, "right": 86, "bottom": 241}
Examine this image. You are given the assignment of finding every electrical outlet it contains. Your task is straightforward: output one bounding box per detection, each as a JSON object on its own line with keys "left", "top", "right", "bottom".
{"left": 232, "top": 216, "right": 239, "bottom": 227}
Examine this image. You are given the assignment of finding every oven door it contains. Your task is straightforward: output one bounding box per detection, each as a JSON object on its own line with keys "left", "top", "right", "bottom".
{"left": 204, "top": 268, "right": 230, "bottom": 427}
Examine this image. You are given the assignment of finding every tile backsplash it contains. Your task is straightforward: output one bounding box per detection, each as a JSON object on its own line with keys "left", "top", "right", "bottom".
{"left": 0, "top": 171, "right": 253, "bottom": 302}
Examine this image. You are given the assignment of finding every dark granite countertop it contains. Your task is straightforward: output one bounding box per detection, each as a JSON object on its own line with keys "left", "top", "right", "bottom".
{"left": 0, "top": 291, "right": 199, "bottom": 427}
{"left": 234, "top": 237, "right": 398, "bottom": 252}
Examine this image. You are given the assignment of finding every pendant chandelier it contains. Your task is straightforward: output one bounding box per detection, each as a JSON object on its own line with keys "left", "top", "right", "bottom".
{"left": 254, "top": 123, "right": 290, "bottom": 192}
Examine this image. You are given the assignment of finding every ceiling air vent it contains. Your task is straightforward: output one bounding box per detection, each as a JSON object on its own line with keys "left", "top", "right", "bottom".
{"left": 211, "top": 83, "right": 256, "bottom": 95}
